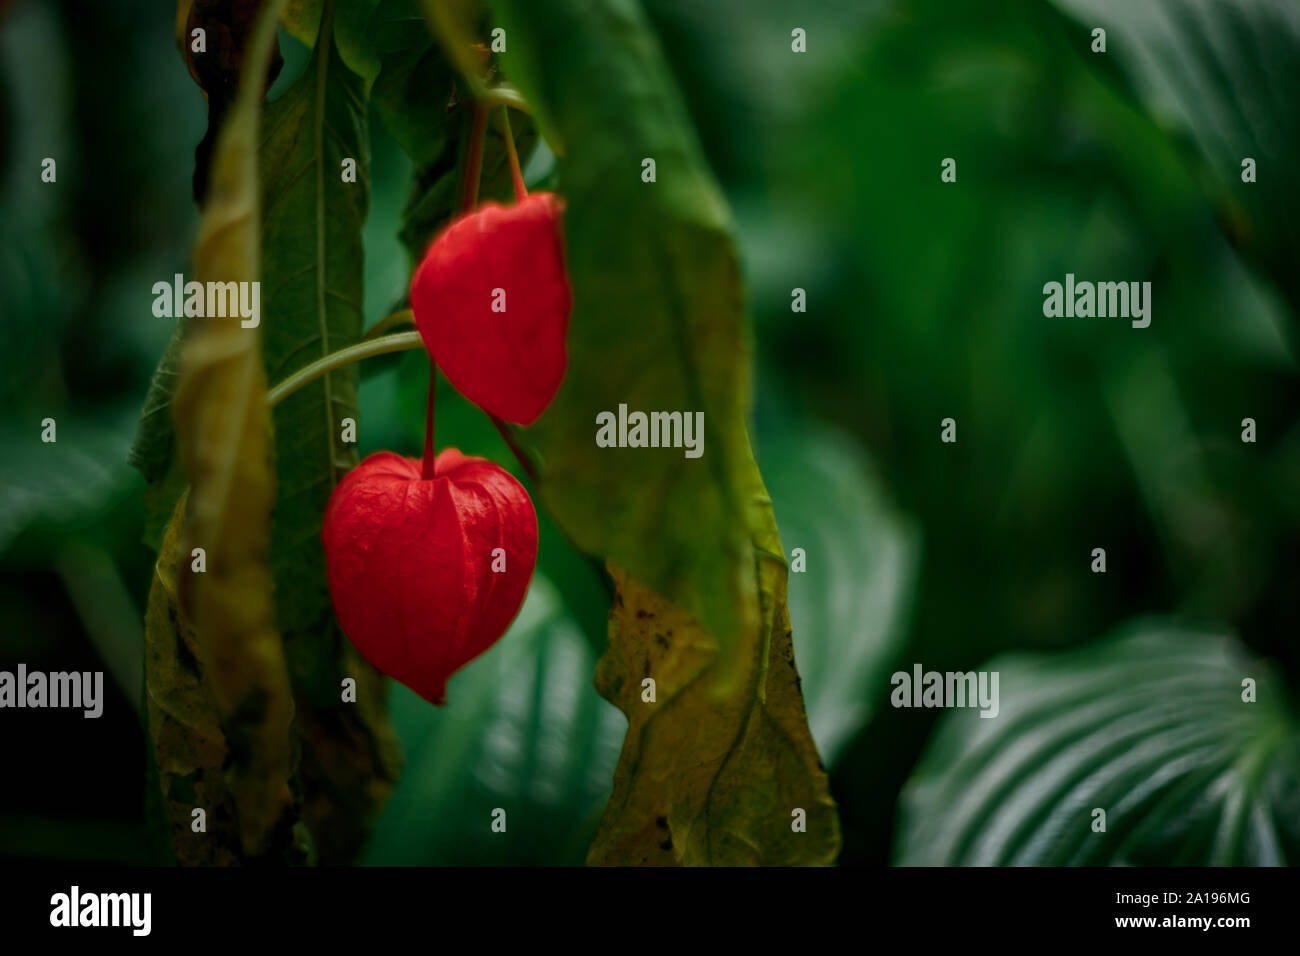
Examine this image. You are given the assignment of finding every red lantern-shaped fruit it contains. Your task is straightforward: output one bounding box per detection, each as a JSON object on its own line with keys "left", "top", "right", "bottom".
{"left": 321, "top": 449, "right": 538, "bottom": 704}
{"left": 410, "top": 193, "right": 571, "bottom": 426}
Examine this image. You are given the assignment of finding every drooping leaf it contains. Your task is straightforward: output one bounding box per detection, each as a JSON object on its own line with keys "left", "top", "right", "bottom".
{"left": 895, "top": 623, "right": 1300, "bottom": 865}
{"left": 258, "top": 0, "right": 402, "bottom": 863}
{"left": 363, "top": 575, "right": 625, "bottom": 865}
{"left": 589, "top": 508, "right": 839, "bottom": 865}
{"left": 493, "top": 0, "right": 755, "bottom": 674}
{"left": 153, "top": 0, "right": 298, "bottom": 860}
{"left": 143, "top": 495, "right": 242, "bottom": 866}
{"left": 131, "top": 0, "right": 284, "bottom": 542}
{"left": 491, "top": 0, "right": 838, "bottom": 864}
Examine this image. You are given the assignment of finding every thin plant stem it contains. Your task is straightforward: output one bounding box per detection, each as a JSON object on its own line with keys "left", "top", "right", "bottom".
{"left": 265, "top": 331, "right": 424, "bottom": 409}
{"left": 422, "top": 359, "right": 438, "bottom": 480}
{"left": 499, "top": 106, "right": 527, "bottom": 202}
{"left": 488, "top": 415, "right": 540, "bottom": 485}
{"left": 459, "top": 102, "right": 490, "bottom": 214}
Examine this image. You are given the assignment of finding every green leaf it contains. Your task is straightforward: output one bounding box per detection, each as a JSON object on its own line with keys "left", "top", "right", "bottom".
{"left": 332, "top": 0, "right": 433, "bottom": 106}
{"left": 492, "top": 0, "right": 838, "bottom": 864}
{"left": 493, "top": 0, "right": 755, "bottom": 675}
{"left": 1051, "top": 0, "right": 1300, "bottom": 320}
{"left": 761, "top": 425, "right": 919, "bottom": 767}
{"left": 130, "top": 327, "right": 193, "bottom": 550}
{"left": 151, "top": 0, "right": 298, "bottom": 861}
{"left": 895, "top": 623, "right": 1300, "bottom": 865}
{"left": 327, "top": 0, "right": 536, "bottom": 270}
{"left": 331, "top": 0, "right": 462, "bottom": 171}
{"left": 416, "top": 0, "right": 496, "bottom": 103}
{"left": 258, "top": 0, "right": 402, "bottom": 863}
{"left": 128, "top": 316, "right": 187, "bottom": 486}
{"left": 260, "top": 0, "right": 367, "bottom": 596}
{"left": 362, "top": 575, "right": 625, "bottom": 865}
{"left": 392, "top": 1, "right": 536, "bottom": 260}
{"left": 397, "top": 98, "right": 536, "bottom": 263}
{"left": 330, "top": 0, "right": 457, "bottom": 257}
{"left": 0, "top": 410, "right": 140, "bottom": 554}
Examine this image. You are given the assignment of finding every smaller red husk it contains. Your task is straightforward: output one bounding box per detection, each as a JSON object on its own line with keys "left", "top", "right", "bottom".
{"left": 411, "top": 193, "right": 572, "bottom": 426}
{"left": 321, "top": 449, "right": 538, "bottom": 704}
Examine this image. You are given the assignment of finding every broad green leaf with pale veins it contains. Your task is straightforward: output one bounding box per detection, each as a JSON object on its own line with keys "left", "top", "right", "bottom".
{"left": 364, "top": 576, "right": 625, "bottom": 865}
{"left": 1051, "top": 0, "right": 1300, "bottom": 323}
{"left": 896, "top": 623, "right": 1300, "bottom": 865}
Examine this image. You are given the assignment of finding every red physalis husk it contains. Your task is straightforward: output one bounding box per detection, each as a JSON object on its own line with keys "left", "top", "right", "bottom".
{"left": 411, "top": 192, "right": 572, "bottom": 426}
{"left": 322, "top": 449, "right": 538, "bottom": 704}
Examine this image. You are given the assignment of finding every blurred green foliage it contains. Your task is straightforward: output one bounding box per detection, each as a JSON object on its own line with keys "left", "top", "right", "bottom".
{"left": 2, "top": 0, "right": 1296, "bottom": 865}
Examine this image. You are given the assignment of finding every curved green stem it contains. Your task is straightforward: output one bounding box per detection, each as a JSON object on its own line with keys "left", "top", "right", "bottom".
{"left": 265, "top": 331, "right": 424, "bottom": 409}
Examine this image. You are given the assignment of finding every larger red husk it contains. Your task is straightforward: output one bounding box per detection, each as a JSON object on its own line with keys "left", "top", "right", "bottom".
{"left": 321, "top": 449, "right": 538, "bottom": 704}
{"left": 410, "top": 193, "right": 572, "bottom": 426}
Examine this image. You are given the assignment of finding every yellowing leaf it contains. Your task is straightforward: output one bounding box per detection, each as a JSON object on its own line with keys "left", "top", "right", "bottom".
{"left": 170, "top": 327, "right": 296, "bottom": 858}
{"left": 144, "top": 496, "right": 242, "bottom": 866}
{"left": 487, "top": 0, "right": 842, "bottom": 864}
{"left": 589, "top": 465, "right": 840, "bottom": 866}
{"left": 174, "top": 1, "right": 194, "bottom": 51}
{"left": 281, "top": 0, "right": 324, "bottom": 47}
{"left": 151, "top": 0, "right": 297, "bottom": 860}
